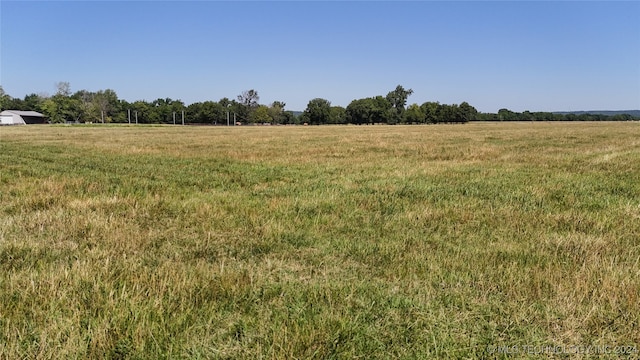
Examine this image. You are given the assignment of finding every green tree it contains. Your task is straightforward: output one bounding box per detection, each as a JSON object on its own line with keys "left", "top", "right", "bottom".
{"left": 237, "top": 89, "right": 259, "bottom": 121}
{"left": 459, "top": 102, "right": 478, "bottom": 122}
{"left": 93, "top": 89, "right": 119, "bottom": 123}
{"left": 22, "top": 93, "right": 46, "bottom": 112}
{"left": 346, "top": 98, "right": 374, "bottom": 125}
{"left": 612, "top": 113, "right": 633, "bottom": 121}
{"left": 533, "top": 112, "right": 553, "bottom": 121}
{"left": 268, "top": 101, "right": 286, "bottom": 124}
{"left": 329, "top": 106, "right": 347, "bottom": 124}
{"left": 303, "top": 98, "right": 332, "bottom": 125}
{"left": 130, "top": 100, "right": 152, "bottom": 124}
{"left": 420, "top": 102, "right": 440, "bottom": 124}
{"left": 150, "top": 98, "right": 184, "bottom": 124}
{"left": 42, "top": 96, "right": 77, "bottom": 123}
{"left": 280, "top": 111, "right": 296, "bottom": 125}
{"left": 170, "top": 99, "right": 186, "bottom": 124}
{"left": 72, "top": 90, "right": 98, "bottom": 122}
{"left": 372, "top": 96, "right": 393, "bottom": 124}
{"left": 41, "top": 83, "right": 79, "bottom": 123}
{"left": 405, "top": 103, "right": 425, "bottom": 124}
{"left": 271, "top": 101, "right": 286, "bottom": 110}
{"left": 497, "top": 108, "right": 516, "bottom": 121}
{"left": 386, "top": 85, "right": 413, "bottom": 124}
{"left": 0, "top": 86, "right": 10, "bottom": 111}
{"left": 346, "top": 96, "right": 392, "bottom": 124}
{"left": 204, "top": 101, "right": 225, "bottom": 124}
{"left": 219, "top": 97, "right": 241, "bottom": 125}
{"left": 250, "top": 105, "right": 273, "bottom": 123}
{"left": 187, "top": 101, "right": 224, "bottom": 124}
{"left": 111, "top": 99, "right": 129, "bottom": 123}
{"left": 237, "top": 89, "right": 259, "bottom": 108}
{"left": 441, "top": 103, "right": 465, "bottom": 123}
{"left": 219, "top": 97, "right": 233, "bottom": 108}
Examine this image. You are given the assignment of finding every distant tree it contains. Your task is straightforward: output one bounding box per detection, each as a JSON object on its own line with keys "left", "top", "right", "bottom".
{"left": 250, "top": 105, "right": 273, "bottom": 123}
{"left": 440, "top": 104, "right": 450, "bottom": 123}
{"left": 475, "top": 112, "right": 497, "bottom": 121}
{"left": 298, "top": 111, "right": 310, "bottom": 125}
{"left": 42, "top": 96, "right": 79, "bottom": 123}
{"left": 386, "top": 85, "right": 413, "bottom": 124}
{"left": 269, "top": 101, "right": 286, "bottom": 124}
{"left": 0, "top": 90, "right": 43, "bottom": 111}
{"left": 92, "top": 89, "right": 118, "bottom": 123}
{"left": 346, "top": 98, "right": 374, "bottom": 125}
{"left": 186, "top": 102, "right": 203, "bottom": 123}
{"left": 271, "top": 101, "right": 286, "bottom": 110}
{"left": 112, "top": 99, "right": 129, "bottom": 123}
{"left": 280, "top": 111, "right": 296, "bottom": 125}
{"left": 345, "top": 97, "right": 390, "bottom": 124}
{"left": 150, "top": 98, "right": 173, "bottom": 123}
{"left": 520, "top": 110, "right": 535, "bottom": 121}
{"left": 73, "top": 90, "right": 98, "bottom": 122}
{"left": 329, "top": 106, "right": 347, "bottom": 124}
{"left": 187, "top": 101, "right": 225, "bottom": 123}
{"left": 368, "top": 96, "right": 392, "bottom": 124}
{"left": 437, "top": 104, "right": 458, "bottom": 123}
{"left": 497, "top": 108, "right": 516, "bottom": 121}
{"left": 41, "top": 83, "right": 79, "bottom": 123}
{"left": 0, "top": 88, "right": 41, "bottom": 112}
{"left": 130, "top": 100, "right": 152, "bottom": 123}
{"left": 533, "top": 112, "right": 553, "bottom": 121}
{"left": 303, "top": 98, "right": 332, "bottom": 125}
{"left": 405, "top": 103, "right": 425, "bottom": 124}
{"left": 565, "top": 113, "right": 577, "bottom": 121}
{"left": 219, "top": 97, "right": 233, "bottom": 108}
{"left": 420, "top": 102, "right": 440, "bottom": 124}
{"left": 612, "top": 114, "right": 633, "bottom": 121}
{"left": 459, "top": 102, "right": 478, "bottom": 122}
{"left": 4, "top": 97, "right": 25, "bottom": 111}
{"left": 237, "top": 89, "right": 259, "bottom": 121}
{"left": 144, "top": 98, "right": 185, "bottom": 124}
{"left": 170, "top": 99, "right": 186, "bottom": 120}
{"left": 55, "top": 81, "right": 71, "bottom": 97}
{"left": 237, "top": 89, "right": 260, "bottom": 108}
{"left": 218, "top": 97, "right": 241, "bottom": 124}
{"left": 0, "top": 86, "right": 9, "bottom": 111}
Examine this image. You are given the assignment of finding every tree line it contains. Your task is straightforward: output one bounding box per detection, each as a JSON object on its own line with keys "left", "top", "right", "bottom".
{"left": 299, "top": 86, "right": 478, "bottom": 125}
{"left": 1, "top": 83, "right": 637, "bottom": 125}
{"left": 0, "top": 83, "right": 296, "bottom": 125}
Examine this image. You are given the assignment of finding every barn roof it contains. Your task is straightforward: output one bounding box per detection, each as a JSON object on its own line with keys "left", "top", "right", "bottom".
{"left": 1, "top": 110, "right": 46, "bottom": 117}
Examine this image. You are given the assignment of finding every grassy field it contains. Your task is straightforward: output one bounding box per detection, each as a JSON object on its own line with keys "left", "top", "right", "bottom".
{"left": 1, "top": 122, "right": 639, "bottom": 359}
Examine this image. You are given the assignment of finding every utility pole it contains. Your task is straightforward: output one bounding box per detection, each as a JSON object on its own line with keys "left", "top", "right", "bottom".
{"left": 135, "top": 111, "right": 138, "bottom": 124}
{"left": 227, "top": 111, "right": 230, "bottom": 126}
{"left": 182, "top": 110, "right": 185, "bottom": 125}
{"left": 128, "top": 109, "right": 131, "bottom": 124}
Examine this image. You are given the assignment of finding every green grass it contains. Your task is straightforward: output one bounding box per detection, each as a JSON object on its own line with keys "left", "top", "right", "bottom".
{"left": 1, "top": 122, "right": 639, "bottom": 358}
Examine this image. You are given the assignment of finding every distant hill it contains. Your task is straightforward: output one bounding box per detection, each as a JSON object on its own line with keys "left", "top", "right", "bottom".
{"left": 553, "top": 110, "right": 640, "bottom": 117}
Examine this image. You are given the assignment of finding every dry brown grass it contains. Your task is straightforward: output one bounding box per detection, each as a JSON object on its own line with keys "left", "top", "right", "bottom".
{"left": 1, "top": 122, "right": 639, "bottom": 358}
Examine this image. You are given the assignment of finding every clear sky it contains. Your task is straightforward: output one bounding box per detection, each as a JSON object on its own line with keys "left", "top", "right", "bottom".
{"left": 1, "top": 1, "right": 639, "bottom": 113}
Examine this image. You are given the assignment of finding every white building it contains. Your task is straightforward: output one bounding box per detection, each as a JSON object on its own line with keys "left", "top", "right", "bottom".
{"left": 0, "top": 110, "right": 48, "bottom": 125}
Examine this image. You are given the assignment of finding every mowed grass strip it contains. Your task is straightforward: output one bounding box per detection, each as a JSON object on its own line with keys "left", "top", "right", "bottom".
{"left": 1, "top": 122, "right": 639, "bottom": 358}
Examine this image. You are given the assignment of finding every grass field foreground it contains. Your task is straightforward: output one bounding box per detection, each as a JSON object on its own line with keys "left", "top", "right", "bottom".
{"left": 1, "top": 122, "right": 639, "bottom": 358}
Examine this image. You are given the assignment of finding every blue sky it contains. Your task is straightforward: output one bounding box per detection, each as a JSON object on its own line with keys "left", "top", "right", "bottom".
{"left": 1, "top": 1, "right": 639, "bottom": 113}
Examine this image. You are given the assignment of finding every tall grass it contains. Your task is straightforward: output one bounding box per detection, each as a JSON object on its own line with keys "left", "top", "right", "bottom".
{"left": 1, "top": 122, "right": 639, "bottom": 358}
